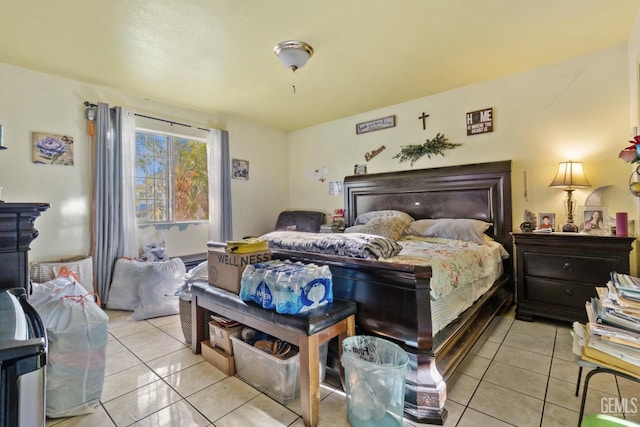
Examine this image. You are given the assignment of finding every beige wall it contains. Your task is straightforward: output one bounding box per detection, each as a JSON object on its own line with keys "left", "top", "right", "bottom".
{"left": 0, "top": 63, "right": 289, "bottom": 262}
{"left": 289, "top": 44, "right": 637, "bottom": 271}
{"left": 2, "top": 29, "right": 640, "bottom": 271}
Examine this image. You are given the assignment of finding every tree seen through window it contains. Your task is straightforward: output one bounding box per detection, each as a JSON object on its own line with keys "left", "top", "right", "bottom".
{"left": 135, "top": 131, "right": 208, "bottom": 222}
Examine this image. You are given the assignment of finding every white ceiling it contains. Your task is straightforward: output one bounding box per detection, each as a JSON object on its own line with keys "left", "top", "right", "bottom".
{"left": 1, "top": 1, "right": 639, "bottom": 131}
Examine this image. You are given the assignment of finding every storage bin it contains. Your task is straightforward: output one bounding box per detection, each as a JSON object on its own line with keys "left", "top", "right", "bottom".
{"left": 230, "top": 334, "right": 328, "bottom": 404}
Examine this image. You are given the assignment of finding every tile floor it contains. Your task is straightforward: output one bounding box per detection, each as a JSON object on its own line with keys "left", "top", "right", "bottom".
{"left": 44, "top": 306, "right": 640, "bottom": 427}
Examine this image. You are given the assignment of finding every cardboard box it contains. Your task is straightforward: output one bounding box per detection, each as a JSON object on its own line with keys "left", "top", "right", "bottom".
{"left": 207, "top": 248, "right": 271, "bottom": 294}
{"left": 208, "top": 320, "right": 243, "bottom": 355}
{"left": 201, "top": 340, "right": 235, "bottom": 376}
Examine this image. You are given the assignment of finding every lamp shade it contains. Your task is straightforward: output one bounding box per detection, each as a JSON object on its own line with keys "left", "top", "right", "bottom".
{"left": 549, "top": 161, "right": 591, "bottom": 189}
{"left": 274, "top": 40, "right": 314, "bottom": 72}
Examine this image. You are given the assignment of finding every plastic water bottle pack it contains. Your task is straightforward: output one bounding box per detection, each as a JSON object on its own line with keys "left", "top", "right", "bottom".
{"left": 240, "top": 260, "right": 333, "bottom": 314}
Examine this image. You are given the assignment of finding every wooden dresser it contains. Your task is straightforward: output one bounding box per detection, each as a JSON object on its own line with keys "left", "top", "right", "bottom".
{"left": 0, "top": 202, "right": 49, "bottom": 292}
{"left": 512, "top": 232, "right": 635, "bottom": 323}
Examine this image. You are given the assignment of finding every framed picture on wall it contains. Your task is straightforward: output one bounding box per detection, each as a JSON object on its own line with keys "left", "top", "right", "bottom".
{"left": 32, "top": 132, "right": 74, "bottom": 166}
{"left": 329, "top": 181, "right": 343, "bottom": 196}
{"left": 232, "top": 158, "right": 249, "bottom": 180}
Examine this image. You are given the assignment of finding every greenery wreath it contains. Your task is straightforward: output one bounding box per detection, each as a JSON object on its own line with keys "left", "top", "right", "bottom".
{"left": 392, "top": 133, "right": 461, "bottom": 166}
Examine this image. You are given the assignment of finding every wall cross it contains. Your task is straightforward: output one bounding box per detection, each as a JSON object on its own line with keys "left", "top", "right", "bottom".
{"left": 418, "top": 112, "right": 429, "bottom": 130}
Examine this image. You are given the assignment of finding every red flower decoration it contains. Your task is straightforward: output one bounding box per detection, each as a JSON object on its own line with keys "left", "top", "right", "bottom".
{"left": 619, "top": 135, "right": 640, "bottom": 163}
{"left": 619, "top": 148, "right": 637, "bottom": 162}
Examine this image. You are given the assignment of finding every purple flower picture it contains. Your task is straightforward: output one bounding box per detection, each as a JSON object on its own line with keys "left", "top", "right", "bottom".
{"left": 32, "top": 132, "right": 74, "bottom": 165}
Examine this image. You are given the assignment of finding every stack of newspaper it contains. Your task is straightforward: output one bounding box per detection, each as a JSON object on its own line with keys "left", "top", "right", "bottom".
{"left": 579, "top": 272, "right": 640, "bottom": 375}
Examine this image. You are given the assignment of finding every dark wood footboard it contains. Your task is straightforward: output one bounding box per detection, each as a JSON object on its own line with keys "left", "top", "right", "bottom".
{"left": 273, "top": 249, "right": 513, "bottom": 424}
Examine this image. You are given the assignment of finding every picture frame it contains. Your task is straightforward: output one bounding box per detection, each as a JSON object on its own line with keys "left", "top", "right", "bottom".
{"left": 536, "top": 213, "right": 555, "bottom": 231}
{"left": 581, "top": 206, "right": 609, "bottom": 235}
{"left": 328, "top": 180, "right": 343, "bottom": 196}
{"left": 354, "top": 164, "right": 367, "bottom": 175}
{"left": 32, "top": 132, "right": 74, "bottom": 166}
{"left": 231, "top": 158, "right": 249, "bottom": 180}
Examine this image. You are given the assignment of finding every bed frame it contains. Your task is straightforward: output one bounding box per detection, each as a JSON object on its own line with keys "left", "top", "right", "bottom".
{"left": 271, "top": 160, "right": 513, "bottom": 424}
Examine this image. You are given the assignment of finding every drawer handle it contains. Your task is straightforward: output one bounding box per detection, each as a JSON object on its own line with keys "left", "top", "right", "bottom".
{"left": 563, "top": 263, "right": 572, "bottom": 271}
{"left": 565, "top": 289, "right": 575, "bottom": 297}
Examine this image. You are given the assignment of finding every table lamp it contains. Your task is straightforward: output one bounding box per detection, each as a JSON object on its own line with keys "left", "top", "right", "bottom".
{"left": 549, "top": 161, "right": 591, "bottom": 232}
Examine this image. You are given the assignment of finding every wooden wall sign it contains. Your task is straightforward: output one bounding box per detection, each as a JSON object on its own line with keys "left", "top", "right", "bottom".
{"left": 356, "top": 115, "right": 395, "bottom": 134}
{"left": 364, "top": 145, "right": 386, "bottom": 162}
{"left": 466, "top": 108, "right": 493, "bottom": 135}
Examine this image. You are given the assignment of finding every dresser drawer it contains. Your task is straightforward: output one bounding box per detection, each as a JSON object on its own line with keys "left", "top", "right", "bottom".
{"left": 523, "top": 252, "right": 617, "bottom": 284}
{"left": 525, "top": 277, "right": 597, "bottom": 308}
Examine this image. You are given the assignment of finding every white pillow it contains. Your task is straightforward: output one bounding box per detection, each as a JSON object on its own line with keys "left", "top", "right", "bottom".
{"left": 406, "top": 218, "right": 491, "bottom": 244}
{"left": 344, "top": 224, "right": 366, "bottom": 233}
{"left": 132, "top": 258, "right": 186, "bottom": 320}
{"left": 354, "top": 210, "right": 414, "bottom": 226}
{"left": 405, "top": 219, "right": 437, "bottom": 236}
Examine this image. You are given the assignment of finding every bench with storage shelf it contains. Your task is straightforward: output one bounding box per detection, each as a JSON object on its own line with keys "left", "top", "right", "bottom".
{"left": 190, "top": 280, "right": 356, "bottom": 427}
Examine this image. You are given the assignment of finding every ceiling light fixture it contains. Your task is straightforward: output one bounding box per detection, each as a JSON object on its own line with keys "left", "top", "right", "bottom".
{"left": 273, "top": 40, "right": 314, "bottom": 72}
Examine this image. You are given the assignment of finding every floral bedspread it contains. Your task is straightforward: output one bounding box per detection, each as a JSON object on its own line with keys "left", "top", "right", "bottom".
{"left": 383, "top": 236, "right": 510, "bottom": 299}
{"left": 262, "top": 231, "right": 403, "bottom": 260}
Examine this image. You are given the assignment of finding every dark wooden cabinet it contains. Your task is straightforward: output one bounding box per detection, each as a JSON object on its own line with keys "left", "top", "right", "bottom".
{"left": 0, "top": 202, "right": 49, "bottom": 292}
{"left": 512, "top": 232, "right": 635, "bottom": 323}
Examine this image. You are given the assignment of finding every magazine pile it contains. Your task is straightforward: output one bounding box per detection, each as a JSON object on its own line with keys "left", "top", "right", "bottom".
{"left": 573, "top": 272, "right": 640, "bottom": 376}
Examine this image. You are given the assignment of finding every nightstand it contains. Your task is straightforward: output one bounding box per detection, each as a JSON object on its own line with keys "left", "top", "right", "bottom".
{"left": 511, "top": 232, "right": 635, "bottom": 323}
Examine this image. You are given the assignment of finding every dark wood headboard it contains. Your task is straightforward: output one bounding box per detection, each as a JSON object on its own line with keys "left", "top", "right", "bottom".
{"left": 343, "top": 160, "right": 513, "bottom": 259}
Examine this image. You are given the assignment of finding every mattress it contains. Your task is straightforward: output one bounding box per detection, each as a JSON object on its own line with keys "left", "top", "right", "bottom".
{"left": 429, "top": 260, "right": 503, "bottom": 335}
{"left": 383, "top": 236, "right": 508, "bottom": 335}
{"left": 384, "top": 236, "right": 508, "bottom": 298}
{"left": 264, "top": 231, "right": 509, "bottom": 336}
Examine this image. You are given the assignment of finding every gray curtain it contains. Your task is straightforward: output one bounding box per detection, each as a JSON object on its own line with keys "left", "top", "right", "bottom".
{"left": 208, "top": 129, "right": 233, "bottom": 241}
{"left": 219, "top": 130, "right": 233, "bottom": 241}
{"left": 92, "top": 103, "right": 125, "bottom": 306}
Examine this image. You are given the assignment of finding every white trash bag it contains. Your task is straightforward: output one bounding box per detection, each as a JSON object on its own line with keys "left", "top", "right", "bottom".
{"left": 32, "top": 268, "right": 109, "bottom": 418}
{"left": 132, "top": 257, "right": 186, "bottom": 320}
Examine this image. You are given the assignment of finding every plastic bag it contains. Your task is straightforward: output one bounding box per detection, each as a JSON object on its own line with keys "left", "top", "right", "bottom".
{"left": 30, "top": 256, "right": 94, "bottom": 291}
{"left": 341, "top": 336, "right": 409, "bottom": 425}
{"left": 240, "top": 260, "right": 333, "bottom": 314}
{"left": 132, "top": 258, "right": 186, "bottom": 320}
{"left": 32, "top": 274, "right": 108, "bottom": 418}
{"left": 175, "top": 260, "right": 209, "bottom": 301}
{"left": 140, "top": 241, "right": 167, "bottom": 262}
{"left": 107, "top": 258, "right": 148, "bottom": 311}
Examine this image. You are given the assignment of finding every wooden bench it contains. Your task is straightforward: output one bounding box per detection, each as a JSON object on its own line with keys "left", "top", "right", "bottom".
{"left": 190, "top": 280, "right": 356, "bottom": 427}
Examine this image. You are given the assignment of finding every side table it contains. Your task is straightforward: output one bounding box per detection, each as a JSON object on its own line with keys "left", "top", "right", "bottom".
{"left": 511, "top": 232, "right": 635, "bottom": 322}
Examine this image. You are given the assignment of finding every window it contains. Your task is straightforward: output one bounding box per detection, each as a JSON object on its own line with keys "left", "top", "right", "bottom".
{"left": 135, "top": 130, "right": 208, "bottom": 222}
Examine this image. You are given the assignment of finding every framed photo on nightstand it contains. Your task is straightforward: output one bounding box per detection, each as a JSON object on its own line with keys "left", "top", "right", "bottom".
{"left": 536, "top": 213, "right": 555, "bottom": 231}
{"left": 581, "top": 206, "right": 609, "bottom": 235}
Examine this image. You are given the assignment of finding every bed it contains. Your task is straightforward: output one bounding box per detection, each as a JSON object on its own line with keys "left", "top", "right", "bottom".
{"left": 267, "top": 160, "right": 513, "bottom": 424}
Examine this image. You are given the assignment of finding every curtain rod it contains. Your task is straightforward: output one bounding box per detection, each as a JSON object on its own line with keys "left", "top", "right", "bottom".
{"left": 83, "top": 101, "right": 210, "bottom": 132}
